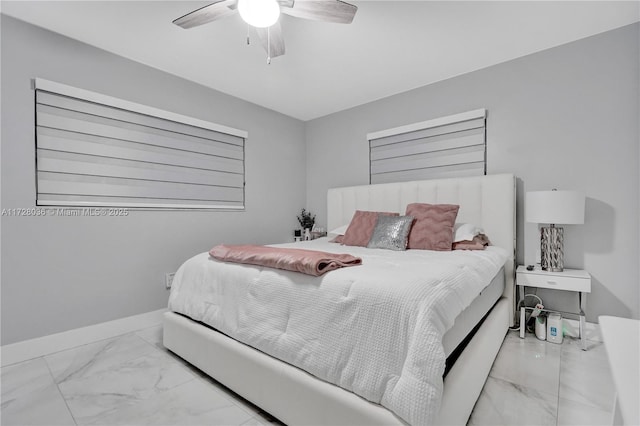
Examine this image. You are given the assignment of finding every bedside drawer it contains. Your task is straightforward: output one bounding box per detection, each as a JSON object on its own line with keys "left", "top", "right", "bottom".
{"left": 517, "top": 272, "right": 591, "bottom": 293}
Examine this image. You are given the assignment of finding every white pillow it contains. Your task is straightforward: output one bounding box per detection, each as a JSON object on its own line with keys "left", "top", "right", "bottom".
{"left": 453, "top": 223, "right": 483, "bottom": 242}
{"left": 328, "top": 224, "right": 349, "bottom": 236}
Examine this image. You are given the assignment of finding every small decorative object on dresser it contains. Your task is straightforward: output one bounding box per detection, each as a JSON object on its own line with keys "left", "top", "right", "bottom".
{"left": 525, "top": 189, "right": 585, "bottom": 272}
{"left": 296, "top": 208, "right": 316, "bottom": 239}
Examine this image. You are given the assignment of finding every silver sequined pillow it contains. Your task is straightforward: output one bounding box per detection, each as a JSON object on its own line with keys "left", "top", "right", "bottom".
{"left": 367, "top": 215, "right": 414, "bottom": 251}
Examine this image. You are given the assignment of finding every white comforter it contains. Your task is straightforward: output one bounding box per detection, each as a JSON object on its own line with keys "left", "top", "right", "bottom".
{"left": 168, "top": 238, "right": 508, "bottom": 425}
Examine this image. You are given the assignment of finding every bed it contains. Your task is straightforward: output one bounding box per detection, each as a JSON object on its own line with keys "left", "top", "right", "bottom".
{"left": 163, "top": 173, "right": 516, "bottom": 425}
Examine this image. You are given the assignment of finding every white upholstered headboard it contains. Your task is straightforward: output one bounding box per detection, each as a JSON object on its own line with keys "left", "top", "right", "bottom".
{"left": 327, "top": 173, "right": 516, "bottom": 325}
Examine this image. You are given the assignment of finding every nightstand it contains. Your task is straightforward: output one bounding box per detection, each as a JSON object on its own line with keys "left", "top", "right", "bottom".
{"left": 516, "top": 265, "right": 591, "bottom": 350}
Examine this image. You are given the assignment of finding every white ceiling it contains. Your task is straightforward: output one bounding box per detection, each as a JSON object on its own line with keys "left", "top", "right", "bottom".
{"left": 2, "top": 1, "right": 638, "bottom": 121}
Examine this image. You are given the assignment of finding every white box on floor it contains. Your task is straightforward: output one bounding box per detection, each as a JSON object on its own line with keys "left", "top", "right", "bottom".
{"left": 547, "top": 313, "right": 563, "bottom": 344}
{"left": 535, "top": 316, "right": 546, "bottom": 340}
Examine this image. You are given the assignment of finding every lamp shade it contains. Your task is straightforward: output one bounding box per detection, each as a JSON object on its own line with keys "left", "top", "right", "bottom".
{"left": 526, "top": 190, "right": 585, "bottom": 225}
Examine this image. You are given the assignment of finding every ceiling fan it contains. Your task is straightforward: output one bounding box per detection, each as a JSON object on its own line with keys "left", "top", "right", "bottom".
{"left": 173, "top": 0, "right": 358, "bottom": 63}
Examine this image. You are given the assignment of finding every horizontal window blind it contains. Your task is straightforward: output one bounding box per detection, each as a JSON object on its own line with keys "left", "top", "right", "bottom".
{"left": 368, "top": 109, "right": 486, "bottom": 184}
{"left": 35, "top": 79, "right": 247, "bottom": 209}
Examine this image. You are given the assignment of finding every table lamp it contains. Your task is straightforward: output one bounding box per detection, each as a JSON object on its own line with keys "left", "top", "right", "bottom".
{"left": 525, "top": 190, "right": 585, "bottom": 272}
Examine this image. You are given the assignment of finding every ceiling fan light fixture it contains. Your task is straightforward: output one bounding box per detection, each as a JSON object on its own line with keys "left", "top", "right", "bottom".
{"left": 238, "top": 0, "right": 281, "bottom": 28}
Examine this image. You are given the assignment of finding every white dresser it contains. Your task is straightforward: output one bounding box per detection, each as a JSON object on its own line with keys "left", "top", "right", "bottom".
{"left": 600, "top": 316, "right": 640, "bottom": 426}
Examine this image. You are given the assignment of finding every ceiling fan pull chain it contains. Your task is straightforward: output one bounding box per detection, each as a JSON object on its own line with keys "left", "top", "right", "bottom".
{"left": 267, "top": 26, "right": 272, "bottom": 65}
{"left": 246, "top": 24, "right": 250, "bottom": 45}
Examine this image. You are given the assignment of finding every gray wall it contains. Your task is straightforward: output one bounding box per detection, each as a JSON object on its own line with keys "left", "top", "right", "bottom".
{"left": 2, "top": 16, "right": 638, "bottom": 345}
{"left": 1, "top": 15, "right": 306, "bottom": 345}
{"left": 306, "top": 23, "right": 640, "bottom": 322}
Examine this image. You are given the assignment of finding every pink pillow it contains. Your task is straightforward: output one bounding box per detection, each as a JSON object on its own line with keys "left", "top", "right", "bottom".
{"left": 405, "top": 203, "right": 460, "bottom": 250}
{"left": 341, "top": 210, "right": 399, "bottom": 247}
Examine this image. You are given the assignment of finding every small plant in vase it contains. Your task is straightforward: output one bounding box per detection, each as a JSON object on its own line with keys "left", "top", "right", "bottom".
{"left": 297, "top": 208, "right": 316, "bottom": 240}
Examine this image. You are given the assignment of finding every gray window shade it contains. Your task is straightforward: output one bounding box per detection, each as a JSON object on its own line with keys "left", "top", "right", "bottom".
{"left": 35, "top": 79, "right": 246, "bottom": 209}
{"left": 368, "top": 109, "right": 486, "bottom": 184}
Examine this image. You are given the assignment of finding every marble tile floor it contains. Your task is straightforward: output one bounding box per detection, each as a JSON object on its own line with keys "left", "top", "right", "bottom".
{"left": 469, "top": 330, "right": 615, "bottom": 426}
{"left": 1, "top": 325, "right": 614, "bottom": 426}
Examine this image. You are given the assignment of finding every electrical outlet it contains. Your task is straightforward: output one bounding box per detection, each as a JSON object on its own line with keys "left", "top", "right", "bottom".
{"left": 165, "top": 272, "right": 175, "bottom": 289}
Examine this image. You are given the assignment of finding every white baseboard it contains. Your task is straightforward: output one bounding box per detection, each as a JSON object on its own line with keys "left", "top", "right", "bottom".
{"left": 1, "top": 308, "right": 167, "bottom": 367}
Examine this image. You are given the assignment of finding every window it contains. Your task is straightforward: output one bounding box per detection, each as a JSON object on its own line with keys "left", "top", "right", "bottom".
{"left": 368, "top": 109, "right": 486, "bottom": 184}
{"left": 35, "top": 79, "right": 246, "bottom": 209}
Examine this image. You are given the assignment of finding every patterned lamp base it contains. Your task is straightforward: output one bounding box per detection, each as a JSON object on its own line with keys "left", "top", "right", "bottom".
{"left": 541, "top": 225, "right": 564, "bottom": 272}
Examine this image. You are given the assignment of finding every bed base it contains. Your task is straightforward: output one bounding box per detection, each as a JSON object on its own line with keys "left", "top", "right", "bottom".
{"left": 163, "top": 297, "right": 509, "bottom": 425}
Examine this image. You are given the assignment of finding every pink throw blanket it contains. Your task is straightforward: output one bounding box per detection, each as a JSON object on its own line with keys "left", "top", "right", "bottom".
{"left": 209, "top": 244, "right": 362, "bottom": 276}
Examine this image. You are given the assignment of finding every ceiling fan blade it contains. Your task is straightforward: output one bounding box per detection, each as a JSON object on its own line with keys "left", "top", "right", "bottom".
{"left": 255, "top": 21, "right": 285, "bottom": 59}
{"left": 173, "top": 0, "right": 238, "bottom": 29}
{"left": 281, "top": 0, "right": 357, "bottom": 24}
